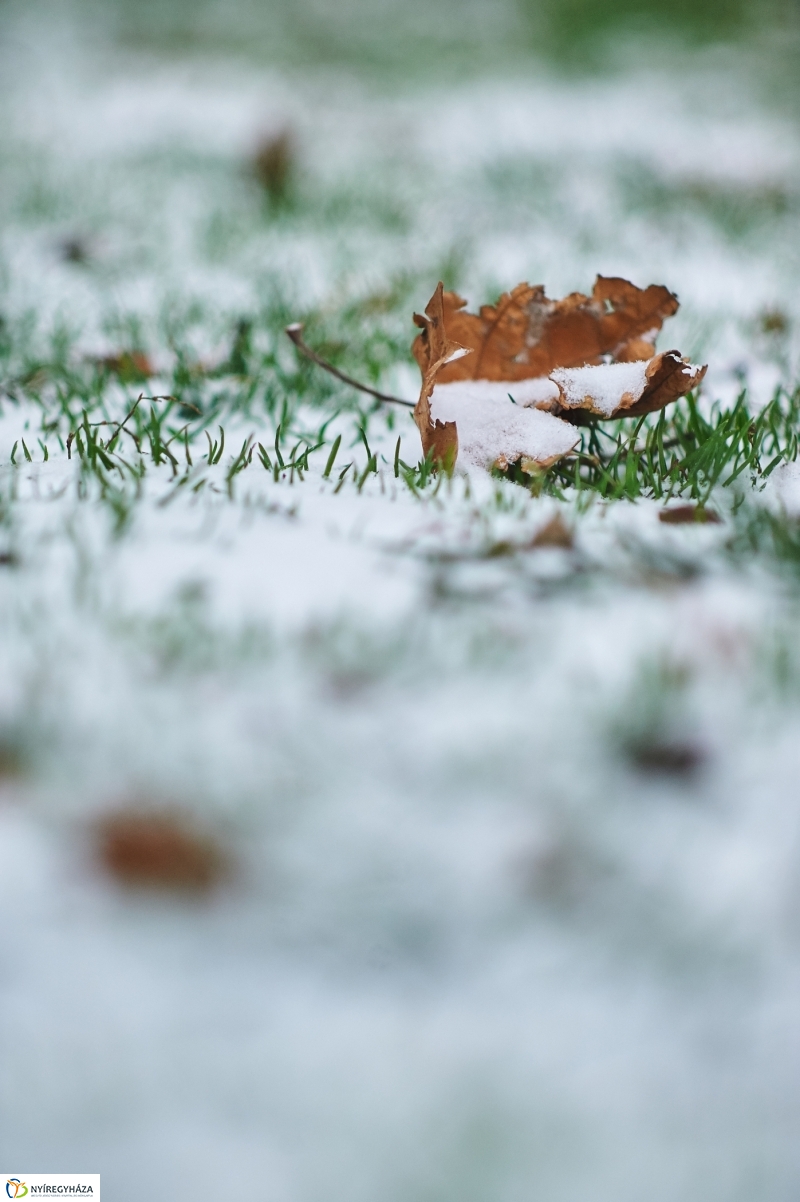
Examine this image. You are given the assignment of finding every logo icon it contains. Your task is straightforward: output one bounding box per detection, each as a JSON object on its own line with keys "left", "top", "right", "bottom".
{"left": 6, "top": 1183, "right": 28, "bottom": 1199}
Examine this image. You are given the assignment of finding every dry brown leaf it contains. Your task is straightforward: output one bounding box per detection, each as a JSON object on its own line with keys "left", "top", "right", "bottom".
{"left": 412, "top": 277, "right": 707, "bottom": 472}
{"left": 96, "top": 810, "right": 226, "bottom": 893}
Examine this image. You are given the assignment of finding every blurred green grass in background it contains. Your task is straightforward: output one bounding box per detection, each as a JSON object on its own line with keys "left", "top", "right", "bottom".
{"left": 8, "top": 0, "right": 798, "bottom": 80}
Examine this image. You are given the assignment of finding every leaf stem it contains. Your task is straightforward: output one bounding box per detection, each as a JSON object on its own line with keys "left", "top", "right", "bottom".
{"left": 285, "top": 323, "right": 415, "bottom": 408}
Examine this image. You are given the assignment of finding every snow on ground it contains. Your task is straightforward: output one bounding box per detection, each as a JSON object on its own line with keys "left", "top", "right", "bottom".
{"left": 1, "top": 7, "right": 800, "bottom": 1201}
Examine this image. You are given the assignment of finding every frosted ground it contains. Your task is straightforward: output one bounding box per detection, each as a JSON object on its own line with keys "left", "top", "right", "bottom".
{"left": 2, "top": 2, "right": 800, "bottom": 1199}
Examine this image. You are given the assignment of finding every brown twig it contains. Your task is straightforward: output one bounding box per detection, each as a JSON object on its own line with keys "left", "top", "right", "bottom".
{"left": 285, "top": 323, "right": 414, "bottom": 408}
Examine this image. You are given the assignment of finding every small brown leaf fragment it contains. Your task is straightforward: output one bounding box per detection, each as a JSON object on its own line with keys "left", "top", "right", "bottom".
{"left": 96, "top": 810, "right": 226, "bottom": 893}
{"left": 659, "top": 505, "right": 721, "bottom": 525}
{"left": 253, "top": 129, "right": 294, "bottom": 204}
{"left": 59, "top": 235, "right": 90, "bottom": 264}
{"left": 412, "top": 282, "right": 470, "bottom": 469}
{"left": 413, "top": 276, "right": 679, "bottom": 385}
{"left": 99, "top": 351, "right": 154, "bottom": 380}
{"left": 529, "top": 513, "right": 574, "bottom": 549}
{"left": 627, "top": 739, "right": 706, "bottom": 778}
{"left": 759, "top": 309, "right": 789, "bottom": 336}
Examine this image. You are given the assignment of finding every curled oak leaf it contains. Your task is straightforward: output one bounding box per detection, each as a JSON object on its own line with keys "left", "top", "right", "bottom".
{"left": 412, "top": 279, "right": 706, "bottom": 471}
{"left": 413, "top": 276, "right": 680, "bottom": 385}
{"left": 412, "top": 281, "right": 471, "bottom": 470}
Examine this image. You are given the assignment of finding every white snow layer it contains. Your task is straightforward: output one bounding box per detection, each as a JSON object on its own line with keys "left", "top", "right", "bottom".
{"left": 430, "top": 383, "right": 580, "bottom": 467}
{"left": 442, "top": 376, "right": 562, "bottom": 408}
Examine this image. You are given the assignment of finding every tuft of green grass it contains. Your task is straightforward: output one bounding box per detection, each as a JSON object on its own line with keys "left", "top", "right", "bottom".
{"left": 727, "top": 507, "right": 800, "bottom": 580}
{"left": 502, "top": 386, "right": 800, "bottom": 504}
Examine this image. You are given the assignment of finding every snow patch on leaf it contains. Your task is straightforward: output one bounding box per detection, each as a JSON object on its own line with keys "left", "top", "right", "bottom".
{"left": 551, "top": 360, "right": 650, "bottom": 416}
{"left": 430, "top": 383, "right": 580, "bottom": 470}
{"left": 453, "top": 377, "right": 562, "bottom": 409}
